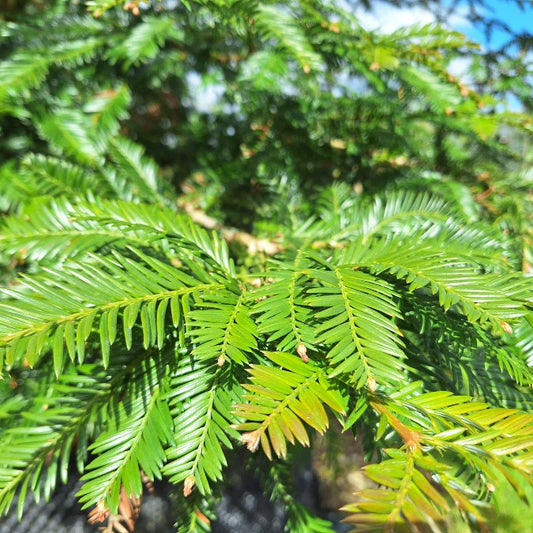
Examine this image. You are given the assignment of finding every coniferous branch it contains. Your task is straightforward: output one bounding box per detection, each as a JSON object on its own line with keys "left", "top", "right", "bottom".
{"left": 0, "top": 250, "right": 225, "bottom": 372}
{"left": 0, "top": 348, "right": 164, "bottom": 518}
{"left": 253, "top": 252, "right": 315, "bottom": 353}
{"left": 172, "top": 493, "right": 215, "bottom": 533}
{"left": 0, "top": 198, "right": 236, "bottom": 270}
{"left": 307, "top": 264, "right": 406, "bottom": 386}
{"left": 105, "top": 16, "right": 184, "bottom": 69}
{"left": 352, "top": 243, "right": 530, "bottom": 333}
{"left": 0, "top": 1, "right": 532, "bottom": 531}
{"left": 163, "top": 360, "right": 242, "bottom": 496}
{"left": 342, "top": 390, "right": 533, "bottom": 530}
{"left": 85, "top": 85, "right": 132, "bottom": 141}
{"left": 511, "top": 315, "right": 533, "bottom": 368}
{"left": 399, "top": 292, "right": 533, "bottom": 407}
{"left": 297, "top": 187, "right": 513, "bottom": 269}
{"left": 254, "top": 5, "right": 323, "bottom": 73}
{"left": 187, "top": 287, "right": 258, "bottom": 365}
{"left": 0, "top": 370, "right": 107, "bottom": 518}
{"left": 36, "top": 108, "right": 103, "bottom": 166}
{"left": 0, "top": 37, "right": 103, "bottom": 108}
{"left": 0, "top": 156, "right": 117, "bottom": 209}
{"left": 233, "top": 351, "right": 347, "bottom": 459}
{"left": 77, "top": 357, "right": 174, "bottom": 512}
{"left": 105, "top": 137, "right": 169, "bottom": 204}
{"left": 0, "top": 56, "right": 50, "bottom": 107}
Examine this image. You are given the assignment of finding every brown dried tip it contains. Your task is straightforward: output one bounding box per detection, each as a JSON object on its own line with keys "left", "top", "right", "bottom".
{"left": 296, "top": 343, "right": 309, "bottom": 363}
{"left": 217, "top": 354, "right": 225, "bottom": 367}
{"left": 241, "top": 430, "right": 261, "bottom": 452}
{"left": 367, "top": 377, "right": 377, "bottom": 393}
{"left": 141, "top": 470, "right": 155, "bottom": 494}
{"left": 118, "top": 487, "right": 142, "bottom": 532}
{"left": 303, "top": 64, "right": 310, "bottom": 74}
{"left": 369, "top": 62, "right": 380, "bottom": 71}
{"left": 183, "top": 475, "right": 196, "bottom": 497}
{"left": 88, "top": 500, "right": 109, "bottom": 524}
{"left": 500, "top": 321, "right": 513, "bottom": 334}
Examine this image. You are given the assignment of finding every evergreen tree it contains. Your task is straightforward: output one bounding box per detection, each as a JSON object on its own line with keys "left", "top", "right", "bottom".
{"left": 0, "top": 1, "right": 532, "bottom": 531}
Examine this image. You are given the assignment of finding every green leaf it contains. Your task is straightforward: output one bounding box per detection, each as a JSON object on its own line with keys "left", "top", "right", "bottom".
{"left": 78, "top": 359, "right": 173, "bottom": 511}
{"left": 106, "top": 16, "right": 183, "bottom": 69}
{"left": 187, "top": 287, "right": 258, "bottom": 365}
{"left": 233, "top": 351, "right": 346, "bottom": 459}
{"left": 36, "top": 109, "right": 102, "bottom": 165}
{"left": 255, "top": 5, "right": 322, "bottom": 73}
{"left": 308, "top": 266, "right": 406, "bottom": 388}
{"left": 163, "top": 361, "right": 239, "bottom": 496}
{"left": 0, "top": 251, "right": 222, "bottom": 371}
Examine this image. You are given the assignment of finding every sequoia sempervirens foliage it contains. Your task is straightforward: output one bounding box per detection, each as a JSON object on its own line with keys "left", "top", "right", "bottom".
{"left": 0, "top": 0, "right": 532, "bottom": 532}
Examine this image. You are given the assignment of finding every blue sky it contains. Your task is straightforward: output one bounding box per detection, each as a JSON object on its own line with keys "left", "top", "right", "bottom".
{"left": 455, "top": 0, "right": 533, "bottom": 49}
{"left": 356, "top": 1, "right": 532, "bottom": 49}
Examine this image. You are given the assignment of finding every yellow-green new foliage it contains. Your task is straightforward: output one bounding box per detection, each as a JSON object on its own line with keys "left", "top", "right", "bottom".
{"left": 0, "top": 1, "right": 532, "bottom": 532}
